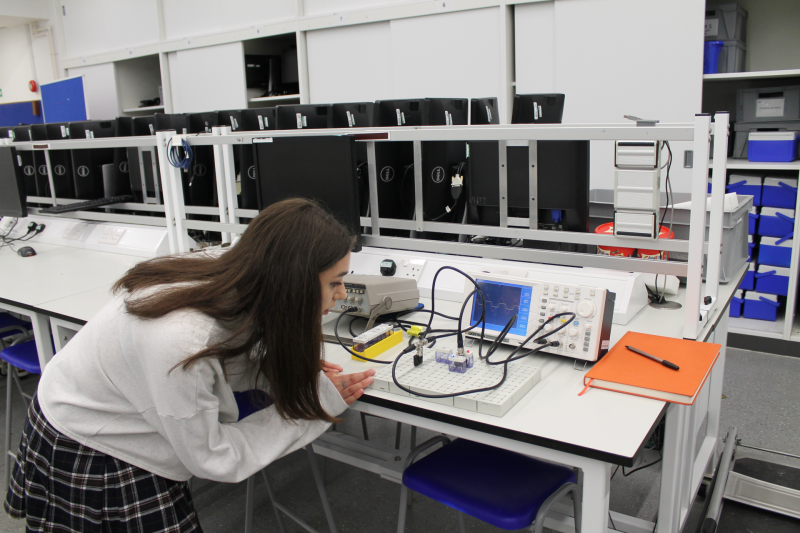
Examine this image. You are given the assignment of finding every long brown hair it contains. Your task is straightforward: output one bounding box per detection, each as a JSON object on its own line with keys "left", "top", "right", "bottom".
{"left": 112, "top": 198, "right": 355, "bottom": 422}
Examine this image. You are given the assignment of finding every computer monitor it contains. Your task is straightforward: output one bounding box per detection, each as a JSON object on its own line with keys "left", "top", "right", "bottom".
{"left": 375, "top": 98, "right": 468, "bottom": 127}
{"left": 470, "top": 97, "right": 500, "bottom": 125}
{"left": 253, "top": 135, "right": 361, "bottom": 250}
{"left": 0, "top": 146, "right": 27, "bottom": 218}
{"left": 275, "top": 105, "right": 333, "bottom": 130}
{"left": 244, "top": 55, "right": 271, "bottom": 90}
{"left": 0, "top": 127, "right": 15, "bottom": 141}
{"left": 69, "top": 120, "right": 116, "bottom": 199}
{"left": 126, "top": 116, "right": 158, "bottom": 202}
{"left": 11, "top": 127, "right": 37, "bottom": 198}
{"left": 240, "top": 108, "right": 277, "bottom": 132}
{"left": 188, "top": 112, "right": 220, "bottom": 134}
{"left": 511, "top": 94, "right": 565, "bottom": 124}
{"left": 332, "top": 103, "right": 376, "bottom": 129}
{"left": 236, "top": 108, "right": 278, "bottom": 210}
{"left": 186, "top": 113, "right": 220, "bottom": 207}
{"left": 218, "top": 110, "right": 242, "bottom": 131}
{"left": 154, "top": 113, "right": 189, "bottom": 134}
{"left": 466, "top": 141, "right": 590, "bottom": 249}
{"left": 38, "top": 123, "right": 76, "bottom": 199}
{"left": 428, "top": 98, "right": 468, "bottom": 126}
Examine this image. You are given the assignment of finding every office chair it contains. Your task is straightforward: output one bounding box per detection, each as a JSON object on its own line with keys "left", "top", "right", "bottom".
{"left": 0, "top": 339, "right": 42, "bottom": 487}
{"left": 234, "top": 390, "right": 339, "bottom": 533}
{"left": 397, "top": 437, "right": 582, "bottom": 533}
{"left": 0, "top": 313, "right": 31, "bottom": 350}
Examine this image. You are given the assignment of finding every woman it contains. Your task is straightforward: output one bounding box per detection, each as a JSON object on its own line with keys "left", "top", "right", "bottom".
{"left": 5, "top": 198, "right": 374, "bottom": 532}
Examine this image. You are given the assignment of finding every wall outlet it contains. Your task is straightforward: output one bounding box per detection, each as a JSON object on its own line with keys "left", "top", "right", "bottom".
{"left": 397, "top": 259, "right": 426, "bottom": 280}
{"left": 99, "top": 227, "right": 125, "bottom": 245}
{"left": 62, "top": 223, "right": 88, "bottom": 240}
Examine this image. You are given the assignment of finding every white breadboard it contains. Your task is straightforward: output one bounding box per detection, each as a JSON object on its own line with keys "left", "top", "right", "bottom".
{"left": 370, "top": 347, "right": 541, "bottom": 417}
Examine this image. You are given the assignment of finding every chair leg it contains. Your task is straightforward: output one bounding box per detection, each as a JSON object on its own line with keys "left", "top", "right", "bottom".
{"left": 244, "top": 474, "right": 255, "bottom": 533}
{"left": 395, "top": 422, "right": 403, "bottom": 450}
{"left": 457, "top": 511, "right": 466, "bottom": 533}
{"left": 532, "top": 482, "right": 580, "bottom": 533}
{"left": 397, "top": 485, "right": 409, "bottom": 533}
{"left": 4, "top": 367, "right": 13, "bottom": 488}
{"left": 261, "top": 470, "right": 288, "bottom": 533}
{"left": 305, "top": 446, "right": 338, "bottom": 533}
{"left": 571, "top": 485, "right": 582, "bottom": 533}
{"left": 360, "top": 412, "right": 369, "bottom": 441}
{"left": 410, "top": 426, "right": 417, "bottom": 449}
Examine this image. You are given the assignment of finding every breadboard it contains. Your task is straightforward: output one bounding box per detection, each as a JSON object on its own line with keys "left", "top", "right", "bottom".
{"left": 370, "top": 347, "right": 541, "bottom": 417}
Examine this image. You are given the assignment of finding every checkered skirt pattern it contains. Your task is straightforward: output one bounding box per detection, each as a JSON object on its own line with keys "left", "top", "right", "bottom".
{"left": 5, "top": 396, "right": 203, "bottom": 532}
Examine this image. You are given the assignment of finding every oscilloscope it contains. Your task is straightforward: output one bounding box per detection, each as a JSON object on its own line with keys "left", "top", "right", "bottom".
{"left": 461, "top": 272, "right": 615, "bottom": 362}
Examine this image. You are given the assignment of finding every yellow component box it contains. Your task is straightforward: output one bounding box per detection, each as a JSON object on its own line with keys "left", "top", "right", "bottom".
{"left": 352, "top": 329, "right": 404, "bottom": 361}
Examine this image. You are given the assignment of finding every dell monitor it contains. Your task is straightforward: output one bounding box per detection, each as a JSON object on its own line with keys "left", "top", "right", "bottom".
{"left": 11, "top": 127, "right": 37, "bottom": 198}
{"left": 69, "top": 120, "right": 117, "bottom": 199}
{"left": 34, "top": 123, "right": 76, "bottom": 199}
{"left": 511, "top": 94, "right": 565, "bottom": 124}
{"left": 275, "top": 105, "right": 333, "bottom": 130}
{"left": 218, "top": 110, "right": 242, "bottom": 132}
{"left": 332, "top": 103, "right": 377, "bottom": 216}
{"left": 186, "top": 113, "right": 220, "bottom": 207}
{"left": 253, "top": 135, "right": 361, "bottom": 250}
{"left": 0, "top": 146, "right": 27, "bottom": 217}
{"left": 154, "top": 113, "right": 189, "bottom": 134}
{"left": 237, "top": 108, "right": 278, "bottom": 211}
{"left": 126, "top": 116, "right": 158, "bottom": 202}
{"left": 240, "top": 108, "right": 277, "bottom": 132}
{"left": 470, "top": 97, "right": 500, "bottom": 125}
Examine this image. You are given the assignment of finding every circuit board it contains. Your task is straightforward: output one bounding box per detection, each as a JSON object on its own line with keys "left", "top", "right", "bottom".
{"left": 369, "top": 347, "right": 541, "bottom": 417}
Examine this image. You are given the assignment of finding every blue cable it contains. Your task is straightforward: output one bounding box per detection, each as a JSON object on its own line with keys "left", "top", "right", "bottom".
{"left": 166, "top": 136, "right": 193, "bottom": 171}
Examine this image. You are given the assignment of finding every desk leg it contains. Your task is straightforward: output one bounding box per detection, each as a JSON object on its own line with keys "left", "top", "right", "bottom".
{"left": 581, "top": 460, "right": 611, "bottom": 533}
{"left": 30, "top": 313, "right": 54, "bottom": 371}
{"left": 659, "top": 402, "right": 690, "bottom": 532}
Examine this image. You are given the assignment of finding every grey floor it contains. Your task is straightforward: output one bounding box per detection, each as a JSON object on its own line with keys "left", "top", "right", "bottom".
{"left": 0, "top": 347, "right": 797, "bottom": 533}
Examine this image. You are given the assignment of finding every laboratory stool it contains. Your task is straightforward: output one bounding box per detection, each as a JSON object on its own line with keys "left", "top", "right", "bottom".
{"left": 235, "top": 390, "right": 339, "bottom": 533}
{"left": 397, "top": 437, "right": 582, "bottom": 533}
{"left": 0, "top": 339, "right": 41, "bottom": 488}
{"left": 0, "top": 313, "right": 31, "bottom": 349}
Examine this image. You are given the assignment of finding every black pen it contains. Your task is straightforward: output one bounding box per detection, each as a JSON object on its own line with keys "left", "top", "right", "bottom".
{"left": 625, "top": 345, "right": 680, "bottom": 371}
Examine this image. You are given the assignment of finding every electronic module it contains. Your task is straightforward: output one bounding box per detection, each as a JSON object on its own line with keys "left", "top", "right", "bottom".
{"left": 332, "top": 274, "right": 420, "bottom": 328}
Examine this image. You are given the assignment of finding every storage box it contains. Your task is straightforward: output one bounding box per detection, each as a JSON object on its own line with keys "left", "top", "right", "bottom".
{"left": 732, "top": 121, "right": 800, "bottom": 159}
{"left": 748, "top": 132, "right": 799, "bottom": 163}
{"left": 758, "top": 235, "right": 792, "bottom": 267}
{"left": 758, "top": 207, "right": 794, "bottom": 237}
{"left": 716, "top": 40, "right": 746, "bottom": 74}
{"left": 739, "top": 261, "right": 755, "bottom": 291}
{"left": 748, "top": 206, "right": 758, "bottom": 235}
{"left": 727, "top": 174, "right": 762, "bottom": 206}
{"left": 743, "top": 292, "right": 780, "bottom": 321}
{"left": 730, "top": 289, "right": 744, "bottom": 318}
{"left": 754, "top": 264, "right": 790, "bottom": 296}
{"left": 761, "top": 177, "right": 798, "bottom": 209}
{"left": 737, "top": 86, "right": 800, "bottom": 123}
{"left": 705, "top": 3, "right": 748, "bottom": 42}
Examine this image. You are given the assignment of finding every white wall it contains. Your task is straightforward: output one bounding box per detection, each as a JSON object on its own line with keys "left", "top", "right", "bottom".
{"left": 162, "top": 0, "right": 296, "bottom": 40}
{"left": 516, "top": 0, "right": 705, "bottom": 193}
{"left": 307, "top": 7, "right": 502, "bottom": 104}
{"left": 168, "top": 42, "right": 248, "bottom": 113}
{"left": 736, "top": 0, "right": 800, "bottom": 71}
{"left": 66, "top": 63, "right": 120, "bottom": 119}
{"left": 0, "top": 25, "right": 37, "bottom": 105}
{"left": 60, "top": 0, "right": 159, "bottom": 58}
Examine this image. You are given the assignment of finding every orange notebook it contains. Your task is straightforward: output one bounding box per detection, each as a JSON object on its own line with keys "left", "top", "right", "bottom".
{"left": 579, "top": 332, "right": 721, "bottom": 405}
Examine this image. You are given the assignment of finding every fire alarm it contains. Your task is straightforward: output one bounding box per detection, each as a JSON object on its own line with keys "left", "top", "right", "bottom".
{"left": 29, "top": 80, "right": 37, "bottom": 92}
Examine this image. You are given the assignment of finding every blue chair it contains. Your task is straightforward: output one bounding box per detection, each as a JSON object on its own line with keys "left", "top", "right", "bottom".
{"left": 0, "top": 313, "right": 31, "bottom": 351}
{"left": 398, "top": 437, "right": 582, "bottom": 533}
{"left": 1, "top": 339, "right": 41, "bottom": 487}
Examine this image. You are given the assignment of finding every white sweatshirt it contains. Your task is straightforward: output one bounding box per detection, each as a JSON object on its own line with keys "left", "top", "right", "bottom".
{"left": 38, "top": 291, "right": 347, "bottom": 483}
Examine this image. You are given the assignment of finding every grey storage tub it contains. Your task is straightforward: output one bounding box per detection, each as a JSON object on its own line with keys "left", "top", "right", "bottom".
{"left": 590, "top": 189, "right": 751, "bottom": 282}
{"left": 705, "top": 3, "right": 748, "bottom": 42}
{"left": 737, "top": 85, "right": 800, "bottom": 123}
{"left": 716, "top": 40, "right": 746, "bottom": 74}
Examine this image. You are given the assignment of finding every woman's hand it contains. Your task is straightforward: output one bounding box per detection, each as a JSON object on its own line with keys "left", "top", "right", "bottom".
{"left": 328, "top": 369, "right": 375, "bottom": 405}
{"left": 322, "top": 361, "right": 343, "bottom": 378}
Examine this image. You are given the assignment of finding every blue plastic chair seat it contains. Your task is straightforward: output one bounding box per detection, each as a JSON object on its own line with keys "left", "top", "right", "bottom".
{"left": 0, "top": 340, "right": 42, "bottom": 374}
{"left": 233, "top": 390, "right": 273, "bottom": 421}
{"left": 0, "top": 314, "right": 30, "bottom": 336}
{"left": 403, "top": 439, "right": 577, "bottom": 530}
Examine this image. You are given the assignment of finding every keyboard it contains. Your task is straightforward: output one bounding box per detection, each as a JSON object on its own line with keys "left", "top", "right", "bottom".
{"left": 39, "top": 195, "right": 136, "bottom": 214}
{"left": 370, "top": 347, "right": 541, "bottom": 417}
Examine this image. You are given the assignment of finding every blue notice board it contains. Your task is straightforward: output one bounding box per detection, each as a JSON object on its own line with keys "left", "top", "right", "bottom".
{"left": 40, "top": 76, "right": 88, "bottom": 123}
{"left": 0, "top": 101, "right": 44, "bottom": 127}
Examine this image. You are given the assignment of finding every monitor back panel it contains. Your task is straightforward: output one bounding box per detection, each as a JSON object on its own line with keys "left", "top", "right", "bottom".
{"left": 275, "top": 105, "right": 333, "bottom": 130}
{"left": 11, "top": 127, "right": 37, "bottom": 197}
{"left": 0, "top": 146, "right": 27, "bottom": 218}
{"left": 69, "top": 120, "right": 116, "bottom": 199}
{"left": 332, "top": 103, "right": 376, "bottom": 128}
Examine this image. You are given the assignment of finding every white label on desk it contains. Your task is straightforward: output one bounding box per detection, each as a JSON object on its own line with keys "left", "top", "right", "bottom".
{"left": 756, "top": 98, "right": 785, "bottom": 118}
{"left": 704, "top": 19, "right": 718, "bottom": 37}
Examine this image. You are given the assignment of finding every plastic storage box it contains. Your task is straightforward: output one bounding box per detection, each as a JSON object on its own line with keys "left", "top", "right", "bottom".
{"left": 754, "top": 265, "right": 790, "bottom": 296}
{"left": 748, "top": 207, "right": 759, "bottom": 235}
{"left": 748, "top": 132, "right": 799, "bottom": 162}
{"left": 758, "top": 207, "right": 794, "bottom": 237}
{"left": 743, "top": 292, "right": 780, "bottom": 321}
{"left": 739, "top": 261, "right": 755, "bottom": 291}
{"left": 732, "top": 121, "right": 800, "bottom": 159}
{"left": 748, "top": 235, "right": 755, "bottom": 261}
{"left": 716, "top": 40, "right": 746, "bottom": 74}
{"left": 737, "top": 86, "right": 800, "bottom": 123}
{"left": 727, "top": 174, "right": 762, "bottom": 206}
{"left": 761, "top": 177, "right": 798, "bottom": 209}
{"left": 758, "top": 235, "right": 792, "bottom": 267}
{"left": 730, "top": 289, "right": 744, "bottom": 318}
{"left": 705, "top": 3, "right": 748, "bottom": 42}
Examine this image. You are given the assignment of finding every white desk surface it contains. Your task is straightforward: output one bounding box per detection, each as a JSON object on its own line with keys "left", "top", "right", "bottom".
{"left": 324, "top": 265, "right": 744, "bottom": 465}
{"left": 0, "top": 243, "right": 139, "bottom": 322}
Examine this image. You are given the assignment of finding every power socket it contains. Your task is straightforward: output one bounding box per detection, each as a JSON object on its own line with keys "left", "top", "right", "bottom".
{"left": 99, "top": 227, "right": 125, "bottom": 245}
{"left": 396, "top": 259, "right": 426, "bottom": 280}
{"left": 62, "top": 222, "right": 88, "bottom": 240}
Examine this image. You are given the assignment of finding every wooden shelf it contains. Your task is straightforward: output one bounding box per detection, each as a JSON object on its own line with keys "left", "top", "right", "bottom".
{"left": 122, "top": 105, "right": 165, "bottom": 113}
{"left": 248, "top": 94, "right": 301, "bottom": 103}
{"left": 703, "top": 69, "right": 800, "bottom": 82}
{"left": 730, "top": 316, "right": 785, "bottom": 339}
{"left": 721, "top": 158, "right": 800, "bottom": 171}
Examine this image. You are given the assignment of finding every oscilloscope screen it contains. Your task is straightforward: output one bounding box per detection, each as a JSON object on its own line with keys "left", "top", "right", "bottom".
{"left": 470, "top": 280, "right": 533, "bottom": 337}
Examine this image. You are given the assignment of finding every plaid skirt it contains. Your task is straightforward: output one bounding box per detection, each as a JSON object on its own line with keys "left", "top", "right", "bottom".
{"left": 5, "top": 395, "right": 203, "bottom": 532}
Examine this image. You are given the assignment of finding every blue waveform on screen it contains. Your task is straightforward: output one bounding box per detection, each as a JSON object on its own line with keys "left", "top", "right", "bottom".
{"left": 482, "top": 297, "right": 519, "bottom": 314}
{"left": 473, "top": 282, "right": 524, "bottom": 328}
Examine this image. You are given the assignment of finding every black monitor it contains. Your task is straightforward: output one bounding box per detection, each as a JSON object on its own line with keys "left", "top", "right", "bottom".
{"left": 11, "top": 127, "right": 38, "bottom": 198}
{"left": 467, "top": 140, "right": 590, "bottom": 249}
{"left": 132, "top": 115, "right": 156, "bottom": 136}
{"left": 188, "top": 112, "right": 220, "bottom": 134}
{"left": 69, "top": 120, "right": 116, "bottom": 199}
{"left": 0, "top": 146, "right": 27, "bottom": 217}
{"left": 0, "top": 127, "right": 15, "bottom": 141}
{"left": 186, "top": 113, "right": 220, "bottom": 207}
{"left": 218, "top": 110, "right": 242, "bottom": 131}
{"left": 244, "top": 55, "right": 271, "bottom": 90}
{"left": 428, "top": 98, "right": 468, "bottom": 126}
{"left": 511, "top": 94, "right": 565, "bottom": 124}
{"left": 332, "top": 103, "right": 376, "bottom": 129}
{"left": 470, "top": 98, "right": 500, "bottom": 125}
{"left": 37, "top": 123, "right": 76, "bottom": 199}
{"left": 154, "top": 113, "right": 189, "bottom": 134}
{"left": 275, "top": 105, "right": 333, "bottom": 130}
{"left": 376, "top": 99, "right": 430, "bottom": 127}
{"left": 240, "top": 108, "right": 277, "bottom": 132}
{"left": 238, "top": 109, "right": 278, "bottom": 210}
{"left": 253, "top": 135, "right": 361, "bottom": 250}
{"left": 126, "top": 116, "right": 158, "bottom": 202}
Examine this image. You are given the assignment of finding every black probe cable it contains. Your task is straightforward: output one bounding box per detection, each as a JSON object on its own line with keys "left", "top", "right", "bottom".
{"left": 334, "top": 308, "right": 407, "bottom": 365}
{"left": 485, "top": 312, "right": 577, "bottom": 365}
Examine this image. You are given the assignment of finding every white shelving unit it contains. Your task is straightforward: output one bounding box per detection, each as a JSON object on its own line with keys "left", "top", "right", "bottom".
{"left": 704, "top": 69, "right": 800, "bottom": 82}
{"left": 248, "top": 94, "right": 300, "bottom": 104}
{"left": 122, "top": 105, "right": 165, "bottom": 113}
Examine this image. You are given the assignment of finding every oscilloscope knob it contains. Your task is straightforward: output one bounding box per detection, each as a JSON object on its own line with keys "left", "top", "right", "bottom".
{"left": 576, "top": 301, "right": 596, "bottom": 318}
{"left": 543, "top": 324, "right": 553, "bottom": 332}
{"left": 568, "top": 327, "right": 579, "bottom": 337}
